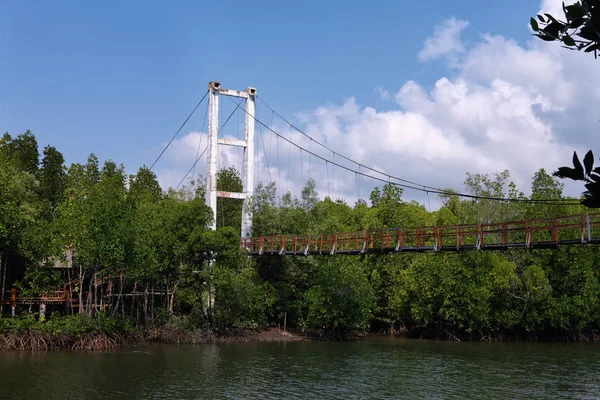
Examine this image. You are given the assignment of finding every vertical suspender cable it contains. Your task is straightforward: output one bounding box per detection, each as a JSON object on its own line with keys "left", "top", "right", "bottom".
{"left": 326, "top": 160, "right": 330, "bottom": 199}
{"left": 287, "top": 126, "right": 292, "bottom": 194}
{"left": 308, "top": 139, "right": 312, "bottom": 182}
{"left": 356, "top": 167, "right": 360, "bottom": 203}
{"left": 332, "top": 152, "right": 335, "bottom": 200}
{"left": 259, "top": 124, "right": 272, "bottom": 183}
{"left": 300, "top": 149, "right": 304, "bottom": 190}
{"left": 237, "top": 103, "right": 241, "bottom": 174}
{"left": 426, "top": 189, "right": 431, "bottom": 212}
{"left": 277, "top": 135, "right": 280, "bottom": 198}
{"left": 256, "top": 105, "right": 260, "bottom": 186}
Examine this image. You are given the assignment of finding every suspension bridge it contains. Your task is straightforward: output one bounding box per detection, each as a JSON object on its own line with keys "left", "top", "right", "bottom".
{"left": 241, "top": 213, "right": 600, "bottom": 256}
{"left": 149, "top": 81, "right": 592, "bottom": 257}
{"left": 0, "top": 81, "right": 594, "bottom": 313}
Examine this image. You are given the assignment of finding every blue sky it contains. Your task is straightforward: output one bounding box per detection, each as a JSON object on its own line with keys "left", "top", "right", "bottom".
{"left": 1, "top": 0, "right": 593, "bottom": 202}
{"left": 2, "top": 1, "right": 539, "bottom": 161}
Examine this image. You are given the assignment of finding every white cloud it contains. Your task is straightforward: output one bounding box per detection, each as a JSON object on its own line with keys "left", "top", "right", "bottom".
{"left": 154, "top": 7, "right": 599, "bottom": 211}
{"left": 418, "top": 17, "right": 469, "bottom": 62}
{"left": 539, "top": 0, "right": 577, "bottom": 20}
{"left": 374, "top": 86, "right": 391, "bottom": 100}
{"left": 291, "top": 13, "right": 598, "bottom": 203}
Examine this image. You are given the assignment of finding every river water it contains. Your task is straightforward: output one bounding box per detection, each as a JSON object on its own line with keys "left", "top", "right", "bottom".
{"left": 1, "top": 337, "right": 599, "bottom": 399}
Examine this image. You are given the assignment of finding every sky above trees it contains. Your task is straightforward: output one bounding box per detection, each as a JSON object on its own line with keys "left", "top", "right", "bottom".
{"left": 1, "top": 0, "right": 596, "bottom": 206}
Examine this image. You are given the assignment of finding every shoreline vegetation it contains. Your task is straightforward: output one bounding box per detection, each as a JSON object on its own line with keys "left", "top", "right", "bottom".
{"left": 3, "top": 131, "right": 600, "bottom": 347}
{"left": 2, "top": 313, "right": 599, "bottom": 352}
{"left": 0, "top": 314, "right": 307, "bottom": 351}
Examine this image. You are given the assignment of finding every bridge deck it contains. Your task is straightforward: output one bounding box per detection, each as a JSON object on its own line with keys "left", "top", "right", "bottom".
{"left": 241, "top": 213, "right": 600, "bottom": 256}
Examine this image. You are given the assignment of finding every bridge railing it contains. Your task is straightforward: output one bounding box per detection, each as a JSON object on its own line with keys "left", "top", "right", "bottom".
{"left": 240, "top": 213, "right": 600, "bottom": 255}
{"left": 0, "top": 289, "right": 69, "bottom": 305}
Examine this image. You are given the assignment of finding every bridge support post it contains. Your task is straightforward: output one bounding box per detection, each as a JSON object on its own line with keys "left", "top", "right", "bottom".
{"left": 206, "top": 81, "right": 256, "bottom": 237}
{"left": 207, "top": 81, "right": 220, "bottom": 231}
{"left": 241, "top": 88, "right": 256, "bottom": 239}
{"left": 587, "top": 213, "right": 591, "bottom": 243}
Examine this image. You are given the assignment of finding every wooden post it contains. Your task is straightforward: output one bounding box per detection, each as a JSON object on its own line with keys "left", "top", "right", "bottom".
{"left": 39, "top": 303, "right": 46, "bottom": 322}
{"left": 10, "top": 287, "right": 16, "bottom": 316}
{"left": 1, "top": 253, "right": 7, "bottom": 301}
{"left": 0, "top": 252, "right": 3, "bottom": 300}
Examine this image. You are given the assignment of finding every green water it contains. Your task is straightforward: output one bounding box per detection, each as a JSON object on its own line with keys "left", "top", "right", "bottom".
{"left": 1, "top": 337, "right": 599, "bottom": 399}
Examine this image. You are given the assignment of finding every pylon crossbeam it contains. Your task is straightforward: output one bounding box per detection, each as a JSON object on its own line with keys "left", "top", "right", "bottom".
{"left": 206, "top": 81, "right": 256, "bottom": 237}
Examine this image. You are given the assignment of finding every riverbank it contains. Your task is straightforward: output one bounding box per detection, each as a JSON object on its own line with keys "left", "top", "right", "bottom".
{"left": 0, "top": 328, "right": 306, "bottom": 351}
{"left": 0, "top": 313, "right": 142, "bottom": 351}
{"left": 148, "top": 324, "right": 307, "bottom": 345}
{"left": 0, "top": 314, "right": 307, "bottom": 351}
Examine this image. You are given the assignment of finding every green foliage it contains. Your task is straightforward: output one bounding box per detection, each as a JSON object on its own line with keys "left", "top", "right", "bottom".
{"left": 0, "top": 313, "right": 135, "bottom": 336}
{"left": 4, "top": 129, "right": 600, "bottom": 342}
{"left": 554, "top": 150, "right": 600, "bottom": 208}
{"left": 532, "top": 1, "right": 600, "bottom": 56}
{"left": 212, "top": 265, "right": 275, "bottom": 329}
{"left": 216, "top": 167, "right": 244, "bottom": 233}
{"left": 304, "top": 257, "right": 375, "bottom": 340}
{"left": 37, "top": 145, "right": 66, "bottom": 211}
{"left": 0, "top": 131, "right": 39, "bottom": 174}
{"left": 460, "top": 170, "right": 525, "bottom": 223}
{"left": 54, "top": 156, "right": 131, "bottom": 280}
{"left": 153, "top": 308, "right": 172, "bottom": 327}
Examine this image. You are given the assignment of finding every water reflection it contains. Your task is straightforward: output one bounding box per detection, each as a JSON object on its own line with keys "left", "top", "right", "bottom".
{"left": 1, "top": 337, "right": 599, "bottom": 399}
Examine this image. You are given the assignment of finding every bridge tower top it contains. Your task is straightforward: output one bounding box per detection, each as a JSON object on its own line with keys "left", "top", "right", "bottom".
{"left": 206, "top": 81, "right": 256, "bottom": 238}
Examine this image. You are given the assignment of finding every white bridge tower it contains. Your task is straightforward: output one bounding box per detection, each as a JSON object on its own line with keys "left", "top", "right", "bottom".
{"left": 206, "top": 81, "right": 256, "bottom": 238}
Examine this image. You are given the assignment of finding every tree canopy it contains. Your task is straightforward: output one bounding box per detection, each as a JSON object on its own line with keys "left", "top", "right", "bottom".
{"left": 2, "top": 130, "right": 599, "bottom": 342}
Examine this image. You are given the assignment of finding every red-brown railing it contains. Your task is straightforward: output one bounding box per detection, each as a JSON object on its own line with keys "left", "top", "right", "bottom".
{"left": 0, "top": 288, "right": 69, "bottom": 305}
{"left": 241, "top": 213, "right": 600, "bottom": 255}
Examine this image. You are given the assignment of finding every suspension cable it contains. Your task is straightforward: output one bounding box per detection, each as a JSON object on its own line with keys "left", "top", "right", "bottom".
{"left": 150, "top": 90, "right": 208, "bottom": 170}
{"left": 174, "top": 97, "right": 244, "bottom": 191}
{"left": 191, "top": 101, "right": 209, "bottom": 181}
{"left": 256, "top": 95, "right": 578, "bottom": 205}
{"left": 230, "top": 96, "right": 580, "bottom": 206}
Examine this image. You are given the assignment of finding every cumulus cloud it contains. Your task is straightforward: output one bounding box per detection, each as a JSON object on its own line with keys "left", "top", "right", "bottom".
{"left": 294, "top": 14, "right": 597, "bottom": 203}
{"left": 154, "top": 5, "right": 599, "bottom": 210}
{"left": 418, "top": 17, "right": 469, "bottom": 62}
{"left": 374, "top": 86, "right": 391, "bottom": 101}
{"left": 539, "top": 0, "right": 576, "bottom": 20}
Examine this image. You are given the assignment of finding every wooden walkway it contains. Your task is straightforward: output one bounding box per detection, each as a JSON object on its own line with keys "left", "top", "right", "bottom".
{"left": 241, "top": 213, "right": 600, "bottom": 256}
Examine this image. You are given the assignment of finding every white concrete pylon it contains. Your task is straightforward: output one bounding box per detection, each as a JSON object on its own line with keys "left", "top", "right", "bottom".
{"left": 241, "top": 87, "right": 256, "bottom": 239}
{"left": 205, "top": 81, "right": 256, "bottom": 238}
{"left": 206, "top": 81, "right": 220, "bottom": 231}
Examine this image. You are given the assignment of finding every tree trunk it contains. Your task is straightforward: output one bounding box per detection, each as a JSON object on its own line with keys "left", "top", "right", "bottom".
{"left": 0, "top": 252, "right": 5, "bottom": 300}
{"left": 94, "top": 273, "right": 98, "bottom": 317}
{"left": 207, "top": 281, "right": 212, "bottom": 325}
{"left": 165, "top": 278, "right": 169, "bottom": 309}
{"left": 107, "top": 277, "right": 113, "bottom": 314}
{"left": 169, "top": 280, "right": 179, "bottom": 314}
{"left": 143, "top": 283, "right": 149, "bottom": 325}
{"left": 132, "top": 282, "right": 137, "bottom": 324}
{"left": 87, "top": 274, "right": 94, "bottom": 317}
{"left": 112, "top": 273, "right": 124, "bottom": 318}
{"left": 78, "top": 266, "right": 84, "bottom": 314}
{"left": 151, "top": 284, "right": 155, "bottom": 326}
{"left": 67, "top": 265, "right": 73, "bottom": 314}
